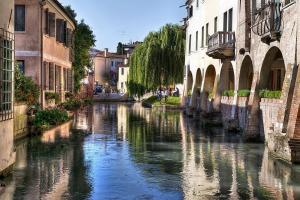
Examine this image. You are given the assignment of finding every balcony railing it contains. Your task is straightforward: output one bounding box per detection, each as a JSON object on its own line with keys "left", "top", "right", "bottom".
{"left": 251, "top": 2, "right": 282, "bottom": 44}
{"left": 206, "top": 31, "right": 235, "bottom": 59}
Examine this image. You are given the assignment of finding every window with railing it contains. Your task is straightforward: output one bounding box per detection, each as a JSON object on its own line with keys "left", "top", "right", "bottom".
{"left": 0, "top": 28, "right": 14, "bottom": 121}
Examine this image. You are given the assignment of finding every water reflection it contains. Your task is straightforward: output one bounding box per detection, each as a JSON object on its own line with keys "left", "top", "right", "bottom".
{"left": 1, "top": 103, "right": 300, "bottom": 199}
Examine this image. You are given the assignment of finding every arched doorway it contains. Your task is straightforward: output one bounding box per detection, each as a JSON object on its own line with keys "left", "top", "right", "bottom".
{"left": 201, "top": 65, "right": 216, "bottom": 112}
{"left": 214, "top": 62, "right": 235, "bottom": 111}
{"left": 259, "top": 47, "right": 285, "bottom": 91}
{"left": 190, "top": 68, "right": 202, "bottom": 109}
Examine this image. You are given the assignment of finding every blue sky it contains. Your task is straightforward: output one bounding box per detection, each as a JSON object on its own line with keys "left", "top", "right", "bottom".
{"left": 60, "top": 0, "right": 185, "bottom": 52}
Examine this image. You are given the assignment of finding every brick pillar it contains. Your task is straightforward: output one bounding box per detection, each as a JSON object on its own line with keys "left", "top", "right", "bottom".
{"left": 245, "top": 72, "right": 260, "bottom": 141}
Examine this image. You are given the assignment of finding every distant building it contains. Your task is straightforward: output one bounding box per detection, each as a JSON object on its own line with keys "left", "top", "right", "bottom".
{"left": 117, "top": 58, "right": 130, "bottom": 94}
{"left": 15, "top": 0, "right": 76, "bottom": 107}
{"left": 91, "top": 48, "right": 126, "bottom": 89}
{"left": 121, "top": 41, "right": 142, "bottom": 55}
{"left": 0, "top": 0, "right": 16, "bottom": 176}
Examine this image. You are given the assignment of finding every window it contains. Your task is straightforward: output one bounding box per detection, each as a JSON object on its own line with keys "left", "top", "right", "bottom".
{"left": 67, "top": 69, "right": 73, "bottom": 92}
{"left": 43, "top": 62, "right": 49, "bottom": 90}
{"left": 188, "top": 34, "right": 192, "bottom": 53}
{"left": 55, "top": 65, "right": 61, "bottom": 92}
{"left": 228, "top": 8, "right": 233, "bottom": 32}
{"left": 214, "top": 17, "right": 218, "bottom": 33}
{"left": 223, "top": 11, "right": 228, "bottom": 31}
{"left": 17, "top": 60, "right": 25, "bottom": 74}
{"left": 0, "top": 28, "right": 14, "bottom": 121}
{"left": 195, "top": 31, "right": 198, "bottom": 51}
{"left": 206, "top": 23, "right": 209, "bottom": 46}
{"left": 49, "top": 12, "right": 56, "bottom": 37}
{"left": 196, "top": 0, "right": 199, "bottom": 7}
{"left": 201, "top": 26, "right": 204, "bottom": 47}
{"left": 56, "top": 19, "right": 67, "bottom": 44}
{"left": 189, "top": 6, "right": 193, "bottom": 18}
{"left": 15, "top": 5, "right": 25, "bottom": 31}
{"left": 121, "top": 82, "right": 124, "bottom": 89}
{"left": 111, "top": 61, "right": 114, "bottom": 67}
{"left": 121, "top": 68, "right": 124, "bottom": 75}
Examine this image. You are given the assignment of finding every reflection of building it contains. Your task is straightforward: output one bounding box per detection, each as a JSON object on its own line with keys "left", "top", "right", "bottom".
{"left": 92, "top": 48, "right": 125, "bottom": 89}
{"left": 0, "top": 0, "right": 16, "bottom": 176}
{"left": 15, "top": 0, "right": 76, "bottom": 107}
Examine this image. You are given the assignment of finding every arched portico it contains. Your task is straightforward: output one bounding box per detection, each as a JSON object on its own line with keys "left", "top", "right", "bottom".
{"left": 239, "top": 56, "right": 254, "bottom": 91}
{"left": 214, "top": 62, "right": 235, "bottom": 111}
{"left": 201, "top": 65, "right": 216, "bottom": 112}
{"left": 190, "top": 68, "right": 202, "bottom": 109}
{"left": 246, "top": 47, "right": 286, "bottom": 140}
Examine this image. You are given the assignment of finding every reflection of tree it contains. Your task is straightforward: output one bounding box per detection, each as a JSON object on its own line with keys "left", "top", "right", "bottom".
{"left": 126, "top": 110, "right": 183, "bottom": 177}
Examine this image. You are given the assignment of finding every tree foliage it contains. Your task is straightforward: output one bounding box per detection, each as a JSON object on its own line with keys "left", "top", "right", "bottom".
{"left": 117, "top": 42, "right": 123, "bottom": 55}
{"left": 128, "top": 24, "right": 185, "bottom": 97}
{"left": 15, "top": 66, "right": 40, "bottom": 105}
{"left": 65, "top": 6, "right": 96, "bottom": 93}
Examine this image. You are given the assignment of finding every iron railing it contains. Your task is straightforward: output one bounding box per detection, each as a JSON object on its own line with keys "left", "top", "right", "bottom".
{"left": 0, "top": 28, "right": 14, "bottom": 121}
{"left": 251, "top": 2, "right": 282, "bottom": 41}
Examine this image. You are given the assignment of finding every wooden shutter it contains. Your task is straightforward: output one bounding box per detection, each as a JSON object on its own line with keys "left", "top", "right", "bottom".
{"left": 55, "top": 65, "right": 61, "bottom": 92}
{"left": 66, "top": 28, "right": 72, "bottom": 47}
{"left": 44, "top": 9, "right": 49, "bottom": 34}
{"left": 63, "top": 21, "right": 67, "bottom": 45}
{"left": 63, "top": 68, "right": 67, "bottom": 91}
{"left": 43, "top": 62, "right": 49, "bottom": 90}
{"left": 49, "top": 12, "right": 56, "bottom": 37}
{"left": 49, "top": 63, "right": 54, "bottom": 90}
{"left": 67, "top": 69, "right": 73, "bottom": 92}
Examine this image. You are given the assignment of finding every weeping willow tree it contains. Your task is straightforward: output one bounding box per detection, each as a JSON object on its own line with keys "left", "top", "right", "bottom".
{"left": 128, "top": 24, "right": 185, "bottom": 97}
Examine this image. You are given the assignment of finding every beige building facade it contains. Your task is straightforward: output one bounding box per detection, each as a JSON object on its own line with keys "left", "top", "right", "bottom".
{"left": 0, "top": 0, "right": 16, "bottom": 175}
{"left": 15, "top": 0, "right": 75, "bottom": 107}
{"left": 183, "top": 0, "right": 300, "bottom": 163}
{"left": 92, "top": 48, "right": 125, "bottom": 89}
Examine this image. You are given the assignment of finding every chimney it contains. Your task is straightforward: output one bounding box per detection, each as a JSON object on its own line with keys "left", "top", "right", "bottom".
{"left": 104, "top": 48, "right": 108, "bottom": 57}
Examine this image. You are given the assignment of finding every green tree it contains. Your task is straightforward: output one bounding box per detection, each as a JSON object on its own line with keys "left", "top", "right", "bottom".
{"left": 128, "top": 24, "right": 185, "bottom": 96}
{"left": 65, "top": 6, "right": 96, "bottom": 93}
{"left": 117, "top": 42, "right": 123, "bottom": 55}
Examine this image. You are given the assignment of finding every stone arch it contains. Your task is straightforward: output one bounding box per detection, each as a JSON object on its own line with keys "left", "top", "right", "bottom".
{"left": 246, "top": 47, "right": 286, "bottom": 141}
{"left": 201, "top": 65, "right": 216, "bottom": 112}
{"left": 214, "top": 62, "right": 235, "bottom": 111}
{"left": 258, "top": 47, "right": 285, "bottom": 91}
{"left": 239, "top": 55, "right": 253, "bottom": 90}
{"left": 190, "top": 68, "right": 203, "bottom": 109}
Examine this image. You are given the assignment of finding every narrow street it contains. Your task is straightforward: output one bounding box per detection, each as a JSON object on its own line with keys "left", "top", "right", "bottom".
{"left": 1, "top": 103, "right": 300, "bottom": 199}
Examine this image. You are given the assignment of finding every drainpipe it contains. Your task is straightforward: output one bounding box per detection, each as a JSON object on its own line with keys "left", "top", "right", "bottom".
{"left": 40, "top": 0, "right": 46, "bottom": 108}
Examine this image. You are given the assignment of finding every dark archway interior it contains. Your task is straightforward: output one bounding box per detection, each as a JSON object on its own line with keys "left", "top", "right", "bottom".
{"left": 239, "top": 56, "right": 254, "bottom": 90}
{"left": 187, "top": 70, "right": 193, "bottom": 94}
{"left": 220, "top": 63, "right": 235, "bottom": 94}
{"left": 194, "top": 69, "right": 202, "bottom": 97}
{"left": 204, "top": 65, "right": 216, "bottom": 96}
{"left": 259, "top": 48, "right": 285, "bottom": 91}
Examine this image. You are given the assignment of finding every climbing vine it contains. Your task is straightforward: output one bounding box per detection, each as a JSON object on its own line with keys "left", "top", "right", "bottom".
{"left": 128, "top": 24, "right": 185, "bottom": 97}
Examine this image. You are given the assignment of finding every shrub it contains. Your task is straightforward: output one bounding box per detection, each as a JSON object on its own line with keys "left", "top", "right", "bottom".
{"left": 188, "top": 90, "right": 192, "bottom": 97}
{"left": 15, "top": 67, "right": 40, "bottom": 105}
{"left": 61, "top": 99, "right": 82, "bottom": 111}
{"left": 223, "top": 90, "right": 235, "bottom": 97}
{"left": 83, "top": 98, "right": 93, "bottom": 106}
{"left": 33, "top": 108, "right": 69, "bottom": 130}
{"left": 45, "top": 92, "right": 60, "bottom": 103}
{"left": 259, "top": 90, "right": 281, "bottom": 99}
{"left": 65, "top": 92, "right": 74, "bottom": 99}
{"left": 237, "top": 89, "right": 251, "bottom": 97}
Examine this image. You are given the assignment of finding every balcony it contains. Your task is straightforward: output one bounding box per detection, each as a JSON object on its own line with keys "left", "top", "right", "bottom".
{"left": 251, "top": 2, "right": 282, "bottom": 44}
{"left": 206, "top": 32, "right": 235, "bottom": 60}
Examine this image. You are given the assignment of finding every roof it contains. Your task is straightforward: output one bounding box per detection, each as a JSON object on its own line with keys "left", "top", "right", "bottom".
{"left": 95, "top": 51, "right": 126, "bottom": 59}
{"left": 47, "top": 0, "right": 77, "bottom": 26}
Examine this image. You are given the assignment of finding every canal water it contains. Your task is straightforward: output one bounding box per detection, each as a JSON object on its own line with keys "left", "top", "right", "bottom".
{"left": 1, "top": 103, "right": 300, "bottom": 200}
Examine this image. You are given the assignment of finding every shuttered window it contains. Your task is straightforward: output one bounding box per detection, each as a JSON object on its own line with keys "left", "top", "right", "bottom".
{"left": 55, "top": 65, "right": 61, "bottom": 92}
{"left": 43, "top": 62, "right": 49, "bottom": 90}
{"left": 49, "top": 63, "right": 55, "bottom": 90}
{"left": 15, "top": 5, "right": 25, "bottom": 32}
{"left": 56, "top": 19, "right": 67, "bottom": 44}
{"left": 67, "top": 69, "right": 73, "bottom": 92}
{"left": 49, "top": 12, "right": 56, "bottom": 37}
{"left": 44, "top": 9, "right": 49, "bottom": 34}
{"left": 64, "top": 68, "right": 67, "bottom": 91}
